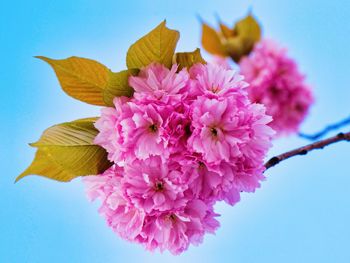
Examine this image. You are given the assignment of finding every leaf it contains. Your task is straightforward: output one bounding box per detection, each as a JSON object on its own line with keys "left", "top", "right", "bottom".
{"left": 16, "top": 118, "right": 112, "bottom": 182}
{"left": 225, "top": 14, "right": 261, "bottom": 62}
{"left": 103, "top": 69, "right": 139, "bottom": 106}
{"left": 174, "top": 48, "right": 206, "bottom": 70}
{"left": 219, "top": 23, "right": 234, "bottom": 39}
{"left": 37, "top": 56, "right": 112, "bottom": 106}
{"left": 201, "top": 22, "right": 226, "bottom": 57}
{"left": 126, "top": 21, "right": 180, "bottom": 69}
{"left": 214, "top": 14, "right": 234, "bottom": 39}
{"left": 234, "top": 14, "right": 261, "bottom": 41}
{"left": 16, "top": 149, "right": 77, "bottom": 182}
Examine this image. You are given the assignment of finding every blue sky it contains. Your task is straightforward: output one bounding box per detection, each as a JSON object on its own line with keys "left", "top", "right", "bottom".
{"left": 1, "top": 0, "right": 350, "bottom": 262}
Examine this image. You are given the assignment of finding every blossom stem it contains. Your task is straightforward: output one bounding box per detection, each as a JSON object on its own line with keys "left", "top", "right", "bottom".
{"left": 264, "top": 131, "right": 350, "bottom": 170}
{"left": 298, "top": 115, "right": 350, "bottom": 141}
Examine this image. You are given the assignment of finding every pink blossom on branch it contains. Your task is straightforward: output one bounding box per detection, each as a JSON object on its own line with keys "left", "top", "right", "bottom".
{"left": 85, "top": 62, "right": 274, "bottom": 254}
{"left": 240, "top": 39, "right": 314, "bottom": 136}
{"left": 122, "top": 156, "right": 187, "bottom": 213}
{"left": 189, "top": 63, "right": 248, "bottom": 98}
{"left": 129, "top": 63, "right": 189, "bottom": 103}
{"left": 84, "top": 166, "right": 146, "bottom": 241}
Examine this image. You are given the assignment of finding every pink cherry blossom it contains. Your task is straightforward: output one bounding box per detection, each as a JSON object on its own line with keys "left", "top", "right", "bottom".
{"left": 240, "top": 39, "right": 314, "bottom": 136}
{"left": 189, "top": 96, "right": 274, "bottom": 164}
{"left": 84, "top": 166, "right": 145, "bottom": 241}
{"left": 136, "top": 199, "right": 219, "bottom": 255}
{"left": 95, "top": 98, "right": 173, "bottom": 164}
{"left": 129, "top": 62, "right": 189, "bottom": 103}
{"left": 88, "top": 62, "right": 274, "bottom": 254}
{"left": 179, "top": 155, "right": 241, "bottom": 206}
{"left": 84, "top": 166, "right": 219, "bottom": 255}
{"left": 189, "top": 63, "right": 248, "bottom": 98}
{"left": 122, "top": 156, "right": 186, "bottom": 213}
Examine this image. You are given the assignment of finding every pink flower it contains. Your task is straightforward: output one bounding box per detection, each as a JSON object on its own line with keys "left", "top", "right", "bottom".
{"left": 183, "top": 103, "right": 273, "bottom": 205}
{"left": 93, "top": 97, "right": 128, "bottom": 163}
{"left": 89, "top": 62, "right": 274, "bottom": 254}
{"left": 189, "top": 63, "right": 248, "bottom": 98}
{"left": 122, "top": 156, "right": 186, "bottom": 213}
{"left": 125, "top": 102, "right": 169, "bottom": 160}
{"left": 84, "top": 166, "right": 145, "bottom": 241}
{"left": 84, "top": 166, "right": 219, "bottom": 255}
{"left": 129, "top": 62, "right": 189, "bottom": 103}
{"left": 163, "top": 104, "right": 192, "bottom": 154}
{"left": 180, "top": 155, "right": 241, "bottom": 205}
{"left": 95, "top": 98, "right": 172, "bottom": 164}
{"left": 189, "top": 96, "right": 274, "bottom": 164}
{"left": 137, "top": 200, "right": 219, "bottom": 255}
{"left": 240, "top": 39, "right": 314, "bottom": 136}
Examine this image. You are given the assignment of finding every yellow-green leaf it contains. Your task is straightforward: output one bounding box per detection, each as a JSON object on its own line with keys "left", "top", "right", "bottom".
{"left": 16, "top": 149, "right": 78, "bottom": 182}
{"left": 219, "top": 23, "right": 234, "bottom": 39}
{"left": 224, "top": 38, "right": 246, "bottom": 62}
{"left": 37, "top": 56, "right": 112, "bottom": 106}
{"left": 126, "top": 21, "right": 180, "bottom": 69}
{"left": 174, "top": 48, "right": 206, "bottom": 70}
{"left": 16, "top": 118, "right": 112, "bottom": 182}
{"left": 234, "top": 14, "right": 261, "bottom": 41}
{"left": 103, "top": 69, "right": 139, "bottom": 106}
{"left": 201, "top": 22, "right": 226, "bottom": 57}
{"left": 226, "top": 14, "right": 261, "bottom": 62}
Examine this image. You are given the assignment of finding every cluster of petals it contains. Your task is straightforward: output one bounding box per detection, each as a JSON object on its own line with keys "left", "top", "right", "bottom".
{"left": 239, "top": 39, "right": 314, "bottom": 135}
{"left": 85, "top": 62, "right": 274, "bottom": 254}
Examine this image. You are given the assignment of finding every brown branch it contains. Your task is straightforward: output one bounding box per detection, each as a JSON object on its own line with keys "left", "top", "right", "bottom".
{"left": 299, "top": 115, "right": 350, "bottom": 141}
{"left": 265, "top": 131, "right": 350, "bottom": 170}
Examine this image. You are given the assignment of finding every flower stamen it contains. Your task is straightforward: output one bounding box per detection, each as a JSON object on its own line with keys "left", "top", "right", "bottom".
{"left": 211, "top": 85, "right": 220, "bottom": 93}
{"left": 210, "top": 127, "right": 218, "bottom": 137}
{"left": 154, "top": 181, "right": 164, "bottom": 191}
{"left": 169, "top": 214, "right": 177, "bottom": 222}
{"left": 149, "top": 124, "right": 158, "bottom": 133}
{"left": 198, "top": 161, "right": 205, "bottom": 170}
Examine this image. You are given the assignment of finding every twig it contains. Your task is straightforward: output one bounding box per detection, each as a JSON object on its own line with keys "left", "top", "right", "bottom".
{"left": 265, "top": 132, "right": 350, "bottom": 170}
{"left": 299, "top": 115, "right": 350, "bottom": 141}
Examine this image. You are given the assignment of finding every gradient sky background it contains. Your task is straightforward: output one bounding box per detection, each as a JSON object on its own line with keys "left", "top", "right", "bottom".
{"left": 2, "top": 0, "right": 350, "bottom": 262}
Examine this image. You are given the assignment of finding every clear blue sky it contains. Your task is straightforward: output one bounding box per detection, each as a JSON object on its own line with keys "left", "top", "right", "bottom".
{"left": 1, "top": 0, "right": 350, "bottom": 262}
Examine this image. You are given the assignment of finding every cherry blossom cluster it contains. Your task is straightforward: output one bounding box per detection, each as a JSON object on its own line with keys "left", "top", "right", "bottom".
{"left": 84, "top": 62, "right": 274, "bottom": 254}
{"left": 240, "top": 40, "right": 314, "bottom": 135}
